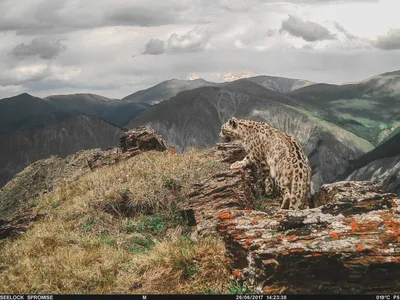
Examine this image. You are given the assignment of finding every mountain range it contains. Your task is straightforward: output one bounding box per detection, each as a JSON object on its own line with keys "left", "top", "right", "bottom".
{"left": 0, "top": 70, "right": 399, "bottom": 192}
{"left": 0, "top": 115, "right": 123, "bottom": 187}
{"left": 122, "top": 76, "right": 313, "bottom": 104}
{"left": 127, "top": 79, "right": 373, "bottom": 190}
{"left": 0, "top": 93, "right": 149, "bottom": 132}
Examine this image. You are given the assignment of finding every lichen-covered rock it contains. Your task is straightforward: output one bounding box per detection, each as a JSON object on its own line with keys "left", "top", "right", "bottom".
{"left": 310, "top": 180, "right": 387, "bottom": 208}
{"left": 120, "top": 126, "right": 167, "bottom": 152}
{"left": 217, "top": 181, "right": 400, "bottom": 294}
{"left": 180, "top": 168, "right": 262, "bottom": 236}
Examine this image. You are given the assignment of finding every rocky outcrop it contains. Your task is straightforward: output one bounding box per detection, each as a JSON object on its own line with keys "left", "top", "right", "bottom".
{"left": 180, "top": 169, "right": 258, "bottom": 236}
{"left": 218, "top": 181, "right": 399, "bottom": 294}
{"left": 182, "top": 146, "right": 400, "bottom": 294}
{"left": 119, "top": 126, "right": 167, "bottom": 153}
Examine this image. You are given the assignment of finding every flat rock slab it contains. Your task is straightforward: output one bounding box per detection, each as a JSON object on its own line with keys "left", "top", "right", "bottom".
{"left": 218, "top": 181, "right": 400, "bottom": 294}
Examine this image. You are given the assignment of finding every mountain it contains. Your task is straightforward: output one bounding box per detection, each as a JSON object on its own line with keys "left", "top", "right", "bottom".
{"left": 122, "top": 78, "right": 218, "bottom": 104}
{"left": 341, "top": 132, "right": 400, "bottom": 195}
{"left": 45, "top": 93, "right": 150, "bottom": 127}
{"left": 0, "top": 115, "right": 123, "bottom": 187}
{"left": 122, "top": 76, "right": 315, "bottom": 105}
{"left": 288, "top": 70, "right": 400, "bottom": 145}
{"left": 0, "top": 93, "right": 149, "bottom": 133}
{"left": 128, "top": 80, "right": 373, "bottom": 190}
{"left": 246, "top": 75, "right": 314, "bottom": 93}
{"left": 0, "top": 93, "right": 73, "bottom": 132}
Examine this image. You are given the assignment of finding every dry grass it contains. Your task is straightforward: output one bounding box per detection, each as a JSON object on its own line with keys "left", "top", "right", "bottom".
{"left": 0, "top": 148, "right": 233, "bottom": 294}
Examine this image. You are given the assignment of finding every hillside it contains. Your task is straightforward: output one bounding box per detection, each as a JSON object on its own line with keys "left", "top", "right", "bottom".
{"left": 0, "top": 115, "right": 123, "bottom": 187}
{"left": 0, "top": 145, "right": 231, "bottom": 294}
{"left": 128, "top": 80, "right": 373, "bottom": 190}
{"left": 342, "top": 132, "right": 400, "bottom": 195}
{"left": 288, "top": 71, "right": 400, "bottom": 145}
{"left": 45, "top": 93, "right": 149, "bottom": 127}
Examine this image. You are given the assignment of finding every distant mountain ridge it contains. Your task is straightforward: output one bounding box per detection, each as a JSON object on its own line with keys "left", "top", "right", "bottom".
{"left": 0, "top": 115, "right": 123, "bottom": 187}
{"left": 122, "top": 78, "right": 218, "bottom": 104}
{"left": 0, "top": 93, "right": 149, "bottom": 133}
{"left": 245, "top": 75, "right": 314, "bottom": 93}
{"left": 121, "top": 76, "right": 315, "bottom": 105}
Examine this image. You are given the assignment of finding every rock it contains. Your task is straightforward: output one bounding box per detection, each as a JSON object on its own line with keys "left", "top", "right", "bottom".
{"left": 0, "top": 210, "right": 44, "bottom": 240}
{"left": 310, "top": 180, "right": 387, "bottom": 208}
{"left": 213, "top": 143, "right": 246, "bottom": 163}
{"left": 179, "top": 146, "right": 275, "bottom": 236}
{"left": 181, "top": 144, "right": 400, "bottom": 293}
{"left": 119, "top": 126, "right": 167, "bottom": 153}
{"left": 217, "top": 181, "right": 400, "bottom": 294}
{"left": 180, "top": 169, "right": 259, "bottom": 236}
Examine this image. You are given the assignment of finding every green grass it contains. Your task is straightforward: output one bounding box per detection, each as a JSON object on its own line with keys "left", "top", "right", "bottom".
{"left": 81, "top": 217, "right": 96, "bottom": 232}
{"left": 125, "top": 215, "right": 168, "bottom": 234}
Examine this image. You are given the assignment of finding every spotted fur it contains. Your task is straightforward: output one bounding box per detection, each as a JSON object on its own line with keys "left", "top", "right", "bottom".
{"left": 220, "top": 117, "right": 311, "bottom": 210}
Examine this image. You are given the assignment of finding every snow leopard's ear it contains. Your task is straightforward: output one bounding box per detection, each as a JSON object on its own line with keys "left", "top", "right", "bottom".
{"left": 229, "top": 117, "right": 238, "bottom": 129}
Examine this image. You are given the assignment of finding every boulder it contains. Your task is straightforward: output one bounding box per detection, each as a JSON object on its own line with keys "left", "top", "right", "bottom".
{"left": 217, "top": 181, "right": 400, "bottom": 294}
{"left": 119, "top": 126, "right": 167, "bottom": 153}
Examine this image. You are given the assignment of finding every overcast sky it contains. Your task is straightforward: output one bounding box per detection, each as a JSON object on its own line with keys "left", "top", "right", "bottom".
{"left": 0, "top": 0, "right": 400, "bottom": 99}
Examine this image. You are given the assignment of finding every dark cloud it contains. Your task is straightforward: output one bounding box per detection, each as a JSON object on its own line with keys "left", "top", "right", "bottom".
{"left": 143, "top": 39, "right": 165, "bottom": 55}
{"left": 0, "top": 0, "right": 191, "bottom": 35}
{"left": 374, "top": 29, "right": 400, "bottom": 50}
{"left": 105, "top": 7, "right": 183, "bottom": 27}
{"left": 9, "top": 37, "right": 66, "bottom": 59}
{"left": 280, "top": 15, "right": 336, "bottom": 42}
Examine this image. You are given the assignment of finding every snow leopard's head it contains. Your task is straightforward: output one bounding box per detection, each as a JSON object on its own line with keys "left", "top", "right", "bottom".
{"left": 219, "top": 117, "right": 243, "bottom": 143}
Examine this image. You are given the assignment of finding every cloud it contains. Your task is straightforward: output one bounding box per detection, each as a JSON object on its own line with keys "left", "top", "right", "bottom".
{"left": 166, "top": 28, "right": 210, "bottom": 52}
{"left": 0, "top": 62, "right": 81, "bottom": 88}
{"left": 9, "top": 37, "right": 66, "bottom": 59}
{"left": 143, "top": 39, "right": 165, "bottom": 55}
{"left": 0, "top": 0, "right": 399, "bottom": 100}
{"left": 280, "top": 15, "right": 336, "bottom": 42}
{"left": 105, "top": 6, "right": 184, "bottom": 27}
{"left": 333, "top": 22, "right": 360, "bottom": 41}
{"left": 141, "top": 28, "right": 210, "bottom": 56}
{"left": 374, "top": 28, "right": 400, "bottom": 50}
{"left": 0, "top": 0, "right": 192, "bottom": 35}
